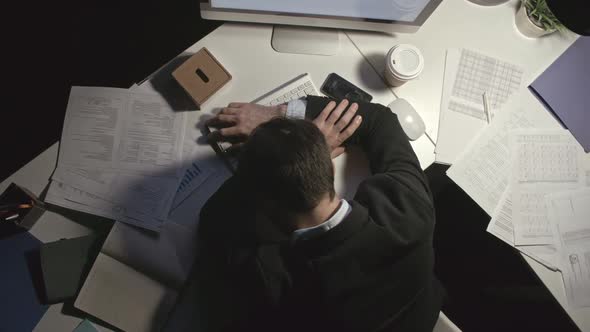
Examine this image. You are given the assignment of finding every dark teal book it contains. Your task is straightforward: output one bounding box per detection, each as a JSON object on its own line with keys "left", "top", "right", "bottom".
{"left": 40, "top": 235, "right": 101, "bottom": 303}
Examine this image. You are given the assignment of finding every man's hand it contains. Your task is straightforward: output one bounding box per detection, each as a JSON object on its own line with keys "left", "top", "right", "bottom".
{"left": 312, "top": 99, "right": 362, "bottom": 158}
{"left": 207, "top": 102, "right": 287, "bottom": 139}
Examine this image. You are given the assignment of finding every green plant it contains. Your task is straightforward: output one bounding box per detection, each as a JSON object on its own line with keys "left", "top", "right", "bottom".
{"left": 522, "top": 0, "right": 566, "bottom": 32}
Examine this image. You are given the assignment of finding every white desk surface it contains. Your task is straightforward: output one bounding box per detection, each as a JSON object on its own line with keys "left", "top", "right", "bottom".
{"left": 2, "top": 4, "right": 585, "bottom": 330}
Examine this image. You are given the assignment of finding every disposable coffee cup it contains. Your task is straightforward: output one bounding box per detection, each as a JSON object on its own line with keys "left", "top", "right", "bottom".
{"left": 385, "top": 44, "right": 424, "bottom": 87}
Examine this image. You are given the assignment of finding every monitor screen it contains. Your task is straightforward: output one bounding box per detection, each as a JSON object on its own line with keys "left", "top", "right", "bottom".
{"left": 210, "top": 0, "right": 433, "bottom": 22}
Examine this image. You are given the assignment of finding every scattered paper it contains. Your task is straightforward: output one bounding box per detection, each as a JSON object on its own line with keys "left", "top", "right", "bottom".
{"left": 510, "top": 130, "right": 585, "bottom": 246}
{"left": 447, "top": 98, "right": 535, "bottom": 216}
{"left": 170, "top": 143, "right": 222, "bottom": 211}
{"left": 51, "top": 86, "right": 188, "bottom": 230}
{"left": 546, "top": 188, "right": 590, "bottom": 308}
{"left": 487, "top": 188, "right": 515, "bottom": 244}
{"left": 59, "top": 87, "right": 186, "bottom": 176}
{"left": 435, "top": 49, "right": 524, "bottom": 164}
{"left": 487, "top": 188, "right": 560, "bottom": 270}
{"left": 45, "top": 180, "right": 164, "bottom": 231}
{"left": 132, "top": 74, "right": 222, "bottom": 212}
{"left": 52, "top": 167, "right": 177, "bottom": 223}
{"left": 559, "top": 224, "right": 590, "bottom": 308}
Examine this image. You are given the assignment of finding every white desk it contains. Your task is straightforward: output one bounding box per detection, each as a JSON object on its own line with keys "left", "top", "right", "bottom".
{"left": 347, "top": 0, "right": 587, "bottom": 330}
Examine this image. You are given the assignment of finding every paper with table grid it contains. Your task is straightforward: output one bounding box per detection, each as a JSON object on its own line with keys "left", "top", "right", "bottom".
{"left": 435, "top": 49, "right": 524, "bottom": 164}
{"left": 510, "top": 130, "right": 586, "bottom": 246}
{"left": 547, "top": 188, "right": 590, "bottom": 308}
{"left": 446, "top": 98, "right": 536, "bottom": 216}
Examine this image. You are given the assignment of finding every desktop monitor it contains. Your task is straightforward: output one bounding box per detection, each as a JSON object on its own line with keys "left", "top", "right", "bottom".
{"left": 200, "top": 0, "right": 442, "bottom": 55}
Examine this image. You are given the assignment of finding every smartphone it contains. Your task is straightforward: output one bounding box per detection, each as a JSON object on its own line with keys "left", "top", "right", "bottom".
{"left": 204, "top": 124, "right": 231, "bottom": 153}
{"left": 321, "top": 73, "right": 373, "bottom": 103}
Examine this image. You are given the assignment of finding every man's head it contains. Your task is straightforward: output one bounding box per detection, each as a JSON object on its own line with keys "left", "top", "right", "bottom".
{"left": 237, "top": 118, "right": 335, "bottom": 217}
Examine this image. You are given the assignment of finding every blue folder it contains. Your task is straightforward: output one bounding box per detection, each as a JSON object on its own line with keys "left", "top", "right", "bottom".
{"left": 0, "top": 232, "right": 48, "bottom": 332}
{"left": 529, "top": 37, "right": 590, "bottom": 152}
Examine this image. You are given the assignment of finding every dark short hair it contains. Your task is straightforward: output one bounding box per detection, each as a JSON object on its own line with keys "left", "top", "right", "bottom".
{"left": 237, "top": 118, "right": 335, "bottom": 214}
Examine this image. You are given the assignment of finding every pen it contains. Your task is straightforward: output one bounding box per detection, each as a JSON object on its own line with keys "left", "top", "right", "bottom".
{"left": 482, "top": 92, "right": 492, "bottom": 124}
{"left": 4, "top": 214, "right": 19, "bottom": 221}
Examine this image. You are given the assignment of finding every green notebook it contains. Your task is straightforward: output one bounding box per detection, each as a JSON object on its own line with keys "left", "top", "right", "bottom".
{"left": 40, "top": 235, "right": 101, "bottom": 303}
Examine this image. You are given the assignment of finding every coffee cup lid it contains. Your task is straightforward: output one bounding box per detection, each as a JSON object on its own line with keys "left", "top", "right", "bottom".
{"left": 387, "top": 44, "right": 424, "bottom": 79}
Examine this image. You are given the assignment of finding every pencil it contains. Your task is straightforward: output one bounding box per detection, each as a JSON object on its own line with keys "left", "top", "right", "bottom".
{"left": 482, "top": 92, "right": 492, "bottom": 124}
{"left": 4, "top": 214, "right": 19, "bottom": 221}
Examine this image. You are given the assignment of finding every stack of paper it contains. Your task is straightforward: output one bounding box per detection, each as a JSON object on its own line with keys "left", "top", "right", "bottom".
{"left": 547, "top": 188, "right": 590, "bottom": 309}
{"left": 45, "top": 86, "right": 193, "bottom": 231}
{"left": 447, "top": 98, "right": 590, "bottom": 308}
{"left": 436, "top": 49, "right": 524, "bottom": 165}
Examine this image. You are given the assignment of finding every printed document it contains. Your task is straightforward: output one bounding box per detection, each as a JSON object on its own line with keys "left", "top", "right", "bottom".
{"left": 447, "top": 98, "right": 535, "bottom": 216}
{"left": 131, "top": 75, "right": 220, "bottom": 212}
{"left": 45, "top": 180, "right": 164, "bottom": 231}
{"left": 487, "top": 188, "right": 559, "bottom": 270}
{"left": 557, "top": 224, "right": 590, "bottom": 308}
{"left": 58, "top": 87, "right": 186, "bottom": 176}
{"left": 74, "top": 168, "right": 231, "bottom": 332}
{"left": 52, "top": 86, "right": 187, "bottom": 230}
{"left": 510, "top": 130, "right": 585, "bottom": 246}
{"left": 52, "top": 167, "right": 177, "bottom": 224}
{"left": 435, "top": 49, "right": 524, "bottom": 164}
{"left": 546, "top": 188, "right": 590, "bottom": 308}
{"left": 170, "top": 141, "right": 222, "bottom": 211}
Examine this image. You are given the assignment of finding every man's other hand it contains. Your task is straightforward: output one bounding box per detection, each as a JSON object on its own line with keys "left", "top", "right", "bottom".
{"left": 207, "top": 102, "right": 287, "bottom": 140}
{"left": 313, "top": 99, "right": 362, "bottom": 158}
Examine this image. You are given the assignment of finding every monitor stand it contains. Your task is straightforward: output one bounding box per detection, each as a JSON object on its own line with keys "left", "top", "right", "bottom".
{"left": 271, "top": 25, "right": 341, "bottom": 56}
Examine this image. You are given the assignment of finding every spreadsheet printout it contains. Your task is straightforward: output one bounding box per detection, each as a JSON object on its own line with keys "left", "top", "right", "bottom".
{"left": 487, "top": 188, "right": 559, "bottom": 270}
{"left": 435, "top": 49, "right": 524, "bottom": 164}
{"left": 546, "top": 188, "right": 590, "bottom": 308}
{"left": 557, "top": 223, "right": 590, "bottom": 309}
{"left": 447, "top": 98, "right": 535, "bottom": 216}
{"left": 510, "top": 130, "right": 586, "bottom": 246}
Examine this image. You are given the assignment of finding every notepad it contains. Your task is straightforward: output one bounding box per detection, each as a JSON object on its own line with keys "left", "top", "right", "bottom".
{"left": 74, "top": 170, "right": 231, "bottom": 332}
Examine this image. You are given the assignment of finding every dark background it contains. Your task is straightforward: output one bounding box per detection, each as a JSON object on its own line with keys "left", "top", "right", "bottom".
{"left": 2, "top": 0, "right": 220, "bottom": 182}
{"left": 2, "top": 1, "right": 581, "bottom": 331}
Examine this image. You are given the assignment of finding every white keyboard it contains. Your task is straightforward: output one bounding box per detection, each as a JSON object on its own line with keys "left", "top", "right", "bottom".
{"left": 253, "top": 73, "right": 320, "bottom": 106}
